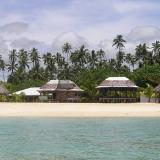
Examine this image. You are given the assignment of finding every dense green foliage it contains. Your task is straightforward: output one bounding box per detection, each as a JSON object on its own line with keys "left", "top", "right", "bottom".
{"left": 0, "top": 35, "right": 160, "bottom": 101}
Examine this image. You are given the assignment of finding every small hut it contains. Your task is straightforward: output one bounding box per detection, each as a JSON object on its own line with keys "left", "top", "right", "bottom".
{"left": 39, "top": 80, "right": 84, "bottom": 102}
{"left": 155, "top": 84, "right": 160, "bottom": 103}
{"left": 14, "top": 87, "right": 40, "bottom": 102}
{"left": 0, "top": 84, "right": 9, "bottom": 95}
{"left": 96, "top": 77, "right": 139, "bottom": 103}
{"left": 0, "top": 84, "right": 9, "bottom": 102}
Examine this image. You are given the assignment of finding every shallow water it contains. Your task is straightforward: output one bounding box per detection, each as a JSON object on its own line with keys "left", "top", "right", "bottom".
{"left": 0, "top": 118, "right": 160, "bottom": 160}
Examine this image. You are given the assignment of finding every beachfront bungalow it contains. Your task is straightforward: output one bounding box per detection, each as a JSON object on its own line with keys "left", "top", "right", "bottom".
{"left": 39, "top": 80, "right": 84, "bottom": 102}
{"left": 0, "top": 84, "right": 9, "bottom": 96}
{"left": 0, "top": 84, "right": 9, "bottom": 101}
{"left": 96, "top": 77, "right": 139, "bottom": 103}
{"left": 13, "top": 87, "right": 40, "bottom": 102}
{"left": 155, "top": 84, "right": 160, "bottom": 103}
{"left": 0, "top": 84, "right": 9, "bottom": 94}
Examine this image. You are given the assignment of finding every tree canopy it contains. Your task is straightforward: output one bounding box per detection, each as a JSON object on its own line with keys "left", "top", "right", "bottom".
{"left": 0, "top": 34, "right": 160, "bottom": 101}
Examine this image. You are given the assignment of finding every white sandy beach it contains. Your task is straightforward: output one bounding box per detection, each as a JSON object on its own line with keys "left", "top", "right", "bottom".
{"left": 0, "top": 103, "right": 160, "bottom": 117}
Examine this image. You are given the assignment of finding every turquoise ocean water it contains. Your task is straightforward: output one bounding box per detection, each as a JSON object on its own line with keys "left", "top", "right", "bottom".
{"left": 0, "top": 118, "right": 160, "bottom": 160}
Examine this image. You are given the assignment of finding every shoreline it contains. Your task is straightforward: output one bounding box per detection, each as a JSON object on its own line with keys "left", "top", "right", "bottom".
{"left": 0, "top": 103, "right": 160, "bottom": 117}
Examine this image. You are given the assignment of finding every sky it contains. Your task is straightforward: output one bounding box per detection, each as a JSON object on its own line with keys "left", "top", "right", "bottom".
{"left": 0, "top": 0, "right": 160, "bottom": 60}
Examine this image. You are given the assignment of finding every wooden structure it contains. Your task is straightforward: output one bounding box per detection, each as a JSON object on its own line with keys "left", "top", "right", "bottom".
{"left": 0, "top": 84, "right": 9, "bottom": 101}
{"left": 96, "top": 77, "right": 139, "bottom": 103}
{"left": 155, "top": 84, "right": 160, "bottom": 103}
{"left": 39, "top": 80, "right": 84, "bottom": 102}
{"left": 14, "top": 87, "right": 40, "bottom": 102}
{"left": 0, "top": 84, "right": 9, "bottom": 95}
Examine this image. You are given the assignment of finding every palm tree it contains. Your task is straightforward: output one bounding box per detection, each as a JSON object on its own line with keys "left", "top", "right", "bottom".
{"left": 43, "top": 52, "right": 52, "bottom": 65}
{"left": 135, "top": 43, "right": 149, "bottom": 67}
{"left": 43, "top": 52, "right": 56, "bottom": 79}
{"left": 0, "top": 55, "right": 5, "bottom": 81}
{"left": 135, "top": 44, "right": 143, "bottom": 68}
{"left": 95, "top": 49, "right": 105, "bottom": 67}
{"left": 62, "top": 42, "right": 72, "bottom": 64}
{"left": 18, "top": 49, "right": 29, "bottom": 72}
{"left": 71, "top": 45, "right": 90, "bottom": 71}
{"left": 55, "top": 52, "right": 65, "bottom": 79}
{"left": 29, "top": 48, "right": 41, "bottom": 79}
{"left": 152, "top": 41, "right": 160, "bottom": 63}
{"left": 78, "top": 45, "right": 89, "bottom": 69}
{"left": 62, "top": 43, "right": 72, "bottom": 79}
{"left": 29, "top": 48, "right": 41, "bottom": 68}
{"left": 113, "top": 35, "right": 126, "bottom": 52}
{"left": 113, "top": 35, "right": 126, "bottom": 69}
{"left": 62, "top": 63, "right": 70, "bottom": 79}
{"left": 55, "top": 52, "right": 65, "bottom": 67}
{"left": 125, "top": 53, "right": 136, "bottom": 69}
{"left": 152, "top": 41, "right": 160, "bottom": 54}
{"left": 146, "top": 51, "right": 154, "bottom": 65}
{"left": 7, "top": 49, "right": 18, "bottom": 75}
{"left": 42, "top": 53, "right": 50, "bottom": 79}
{"left": 116, "top": 51, "right": 125, "bottom": 69}
{"left": 70, "top": 50, "right": 79, "bottom": 69}
{"left": 108, "top": 58, "right": 116, "bottom": 69}
{"left": 89, "top": 50, "right": 98, "bottom": 69}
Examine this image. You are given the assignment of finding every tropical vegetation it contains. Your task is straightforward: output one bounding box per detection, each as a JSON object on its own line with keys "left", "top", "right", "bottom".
{"left": 0, "top": 35, "right": 160, "bottom": 101}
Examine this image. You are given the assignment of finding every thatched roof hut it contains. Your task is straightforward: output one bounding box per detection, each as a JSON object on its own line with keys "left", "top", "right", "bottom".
{"left": 96, "top": 77, "right": 138, "bottom": 103}
{"left": 40, "top": 80, "right": 84, "bottom": 92}
{"left": 96, "top": 77, "right": 138, "bottom": 88}
{"left": 0, "top": 84, "right": 9, "bottom": 95}
{"left": 39, "top": 80, "right": 83, "bottom": 102}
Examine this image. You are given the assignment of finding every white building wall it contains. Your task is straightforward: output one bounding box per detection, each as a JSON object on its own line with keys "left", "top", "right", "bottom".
{"left": 140, "top": 95, "right": 156, "bottom": 103}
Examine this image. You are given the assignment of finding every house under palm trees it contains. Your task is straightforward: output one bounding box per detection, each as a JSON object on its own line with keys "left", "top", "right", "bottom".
{"left": 39, "top": 80, "right": 84, "bottom": 102}
{"left": 96, "top": 77, "right": 139, "bottom": 103}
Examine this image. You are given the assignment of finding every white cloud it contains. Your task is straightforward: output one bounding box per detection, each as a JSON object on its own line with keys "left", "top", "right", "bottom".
{"left": 0, "top": 22, "right": 28, "bottom": 34}
{"left": 0, "top": 13, "right": 25, "bottom": 25}
{"left": 126, "top": 26, "right": 160, "bottom": 43}
{"left": 98, "top": 39, "right": 115, "bottom": 59}
{"left": 10, "top": 37, "right": 49, "bottom": 52}
{"left": 0, "top": 0, "right": 160, "bottom": 80}
{"left": 0, "top": 21, "right": 50, "bottom": 54}
{"left": 98, "top": 25, "right": 160, "bottom": 58}
{"left": 0, "top": 36, "right": 9, "bottom": 60}
{"left": 124, "top": 43, "right": 137, "bottom": 54}
{"left": 98, "top": 39, "right": 140, "bottom": 59}
{"left": 113, "top": 0, "right": 160, "bottom": 13}
{"left": 27, "top": 9, "right": 78, "bottom": 43}
{"left": 52, "top": 32, "right": 88, "bottom": 52}
{"left": 0, "top": 0, "right": 159, "bottom": 60}
{"left": 0, "top": 21, "right": 30, "bottom": 47}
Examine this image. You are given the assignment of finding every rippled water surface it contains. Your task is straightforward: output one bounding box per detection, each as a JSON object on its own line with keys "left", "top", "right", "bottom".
{"left": 0, "top": 118, "right": 160, "bottom": 160}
